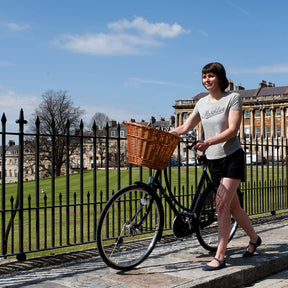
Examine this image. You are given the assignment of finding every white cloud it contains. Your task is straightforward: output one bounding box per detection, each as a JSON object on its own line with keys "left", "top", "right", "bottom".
{"left": 226, "top": 1, "right": 250, "bottom": 16}
{"left": 5, "top": 22, "right": 31, "bottom": 31}
{"left": 230, "top": 63, "right": 288, "bottom": 74}
{"left": 52, "top": 33, "right": 161, "bottom": 55}
{"left": 196, "top": 29, "right": 208, "bottom": 37}
{"left": 108, "top": 16, "right": 190, "bottom": 38}
{"left": 51, "top": 16, "right": 189, "bottom": 55}
{"left": 125, "top": 77, "right": 192, "bottom": 88}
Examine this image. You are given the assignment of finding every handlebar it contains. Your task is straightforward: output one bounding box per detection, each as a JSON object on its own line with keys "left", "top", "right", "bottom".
{"left": 181, "top": 130, "right": 207, "bottom": 164}
{"left": 181, "top": 130, "right": 198, "bottom": 150}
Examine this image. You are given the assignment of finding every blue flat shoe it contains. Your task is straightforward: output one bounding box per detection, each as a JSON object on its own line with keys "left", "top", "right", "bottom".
{"left": 242, "top": 236, "right": 262, "bottom": 257}
{"left": 202, "top": 257, "right": 226, "bottom": 271}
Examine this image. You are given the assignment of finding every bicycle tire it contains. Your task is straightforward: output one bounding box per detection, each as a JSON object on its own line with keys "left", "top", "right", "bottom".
{"left": 194, "top": 186, "right": 243, "bottom": 252}
{"left": 96, "top": 184, "right": 164, "bottom": 270}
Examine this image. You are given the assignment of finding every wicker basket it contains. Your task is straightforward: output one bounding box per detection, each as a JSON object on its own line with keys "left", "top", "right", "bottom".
{"left": 125, "top": 122, "right": 180, "bottom": 170}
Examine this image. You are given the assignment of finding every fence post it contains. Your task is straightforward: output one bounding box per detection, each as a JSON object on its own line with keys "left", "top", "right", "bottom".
{"left": 92, "top": 122, "right": 97, "bottom": 240}
{"left": 51, "top": 119, "right": 55, "bottom": 247}
{"left": 35, "top": 116, "right": 40, "bottom": 250}
{"left": 117, "top": 123, "right": 121, "bottom": 191}
{"left": 80, "top": 120, "right": 84, "bottom": 242}
{"left": 1, "top": 113, "right": 7, "bottom": 256}
{"left": 65, "top": 120, "right": 70, "bottom": 245}
{"left": 105, "top": 123, "right": 109, "bottom": 202}
{"left": 16, "top": 109, "right": 27, "bottom": 261}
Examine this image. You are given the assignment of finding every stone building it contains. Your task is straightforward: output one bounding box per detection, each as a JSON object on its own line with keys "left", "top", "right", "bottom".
{"left": 173, "top": 80, "right": 288, "bottom": 160}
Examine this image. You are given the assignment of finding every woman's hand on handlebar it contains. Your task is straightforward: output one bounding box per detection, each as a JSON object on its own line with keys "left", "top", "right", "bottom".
{"left": 195, "top": 140, "right": 210, "bottom": 152}
{"left": 169, "top": 131, "right": 180, "bottom": 137}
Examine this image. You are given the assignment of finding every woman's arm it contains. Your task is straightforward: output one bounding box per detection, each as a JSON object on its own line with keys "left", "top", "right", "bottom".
{"left": 170, "top": 112, "right": 201, "bottom": 136}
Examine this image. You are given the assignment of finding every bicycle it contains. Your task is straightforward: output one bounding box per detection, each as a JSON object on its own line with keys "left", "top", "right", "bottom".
{"left": 96, "top": 124, "right": 243, "bottom": 270}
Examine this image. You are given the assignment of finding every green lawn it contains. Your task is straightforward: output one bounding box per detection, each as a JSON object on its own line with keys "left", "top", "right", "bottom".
{"left": 1, "top": 167, "right": 203, "bottom": 207}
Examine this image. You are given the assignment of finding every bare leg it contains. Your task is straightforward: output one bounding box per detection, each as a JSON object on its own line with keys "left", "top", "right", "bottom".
{"left": 229, "top": 191, "right": 258, "bottom": 253}
{"left": 205, "top": 177, "right": 240, "bottom": 267}
{"left": 205, "top": 178, "right": 259, "bottom": 268}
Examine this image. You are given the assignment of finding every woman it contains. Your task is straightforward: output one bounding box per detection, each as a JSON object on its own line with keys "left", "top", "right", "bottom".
{"left": 170, "top": 62, "right": 261, "bottom": 271}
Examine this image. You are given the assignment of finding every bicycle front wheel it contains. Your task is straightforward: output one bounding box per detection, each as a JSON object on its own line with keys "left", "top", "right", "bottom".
{"left": 96, "top": 184, "right": 164, "bottom": 270}
{"left": 195, "top": 186, "right": 241, "bottom": 252}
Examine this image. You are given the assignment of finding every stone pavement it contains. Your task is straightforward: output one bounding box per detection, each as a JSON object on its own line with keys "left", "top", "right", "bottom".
{"left": 0, "top": 214, "right": 287, "bottom": 288}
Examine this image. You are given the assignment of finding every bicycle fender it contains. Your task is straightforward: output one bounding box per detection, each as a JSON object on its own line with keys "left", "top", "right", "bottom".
{"left": 134, "top": 181, "right": 151, "bottom": 190}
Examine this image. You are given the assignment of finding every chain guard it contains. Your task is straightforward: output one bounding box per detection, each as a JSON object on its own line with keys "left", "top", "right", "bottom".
{"left": 172, "top": 212, "right": 194, "bottom": 238}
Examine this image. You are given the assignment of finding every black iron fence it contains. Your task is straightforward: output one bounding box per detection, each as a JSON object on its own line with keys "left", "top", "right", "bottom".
{"left": 0, "top": 110, "right": 288, "bottom": 260}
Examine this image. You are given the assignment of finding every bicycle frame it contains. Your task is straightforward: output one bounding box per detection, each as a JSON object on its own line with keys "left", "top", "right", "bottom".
{"left": 134, "top": 155, "right": 214, "bottom": 222}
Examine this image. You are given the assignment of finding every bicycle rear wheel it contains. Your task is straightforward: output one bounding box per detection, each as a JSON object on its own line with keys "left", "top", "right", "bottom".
{"left": 96, "top": 184, "right": 164, "bottom": 270}
{"left": 195, "top": 186, "right": 242, "bottom": 252}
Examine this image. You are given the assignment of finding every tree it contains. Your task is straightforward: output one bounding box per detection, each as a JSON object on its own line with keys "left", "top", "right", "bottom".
{"left": 89, "top": 112, "right": 110, "bottom": 168}
{"left": 29, "top": 90, "right": 84, "bottom": 176}
{"left": 89, "top": 112, "right": 110, "bottom": 131}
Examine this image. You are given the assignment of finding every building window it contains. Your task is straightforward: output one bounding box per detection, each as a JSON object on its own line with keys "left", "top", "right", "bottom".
{"left": 276, "top": 126, "right": 281, "bottom": 138}
{"left": 183, "top": 147, "right": 187, "bottom": 158}
{"left": 255, "top": 127, "right": 260, "bottom": 138}
{"left": 244, "top": 126, "right": 250, "bottom": 139}
{"left": 265, "top": 109, "right": 270, "bottom": 117}
{"left": 275, "top": 108, "right": 281, "bottom": 117}
{"left": 120, "top": 130, "right": 125, "bottom": 137}
{"left": 183, "top": 112, "right": 188, "bottom": 121}
{"left": 266, "top": 126, "right": 270, "bottom": 138}
{"left": 244, "top": 110, "right": 250, "bottom": 119}
{"left": 111, "top": 131, "right": 116, "bottom": 137}
{"left": 255, "top": 110, "right": 260, "bottom": 118}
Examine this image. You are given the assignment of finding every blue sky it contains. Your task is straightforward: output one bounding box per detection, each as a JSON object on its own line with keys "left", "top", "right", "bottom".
{"left": 1, "top": 0, "right": 288, "bottom": 133}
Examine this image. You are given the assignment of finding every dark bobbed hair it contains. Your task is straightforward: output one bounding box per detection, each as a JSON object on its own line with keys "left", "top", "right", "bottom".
{"left": 202, "top": 62, "right": 229, "bottom": 92}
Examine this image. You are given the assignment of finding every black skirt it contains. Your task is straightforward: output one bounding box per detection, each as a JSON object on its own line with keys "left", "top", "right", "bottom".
{"left": 207, "top": 148, "right": 245, "bottom": 187}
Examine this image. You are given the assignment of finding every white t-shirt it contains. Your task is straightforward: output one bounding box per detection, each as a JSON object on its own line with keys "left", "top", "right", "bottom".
{"left": 193, "top": 92, "right": 242, "bottom": 160}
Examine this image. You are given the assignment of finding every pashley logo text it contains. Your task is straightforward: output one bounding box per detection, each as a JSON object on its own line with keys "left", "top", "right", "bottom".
{"left": 202, "top": 106, "right": 225, "bottom": 119}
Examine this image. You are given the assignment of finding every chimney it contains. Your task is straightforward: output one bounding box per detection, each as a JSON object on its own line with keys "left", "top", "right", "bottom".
{"left": 160, "top": 117, "right": 165, "bottom": 121}
{"left": 110, "top": 119, "right": 117, "bottom": 127}
{"left": 8, "top": 140, "right": 15, "bottom": 147}
{"left": 170, "top": 115, "right": 175, "bottom": 125}
{"left": 227, "top": 79, "right": 234, "bottom": 91}
{"left": 235, "top": 84, "right": 245, "bottom": 91}
{"left": 129, "top": 118, "right": 135, "bottom": 123}
{"left": 268, "top": 82, "right": 275, "bottom": 87}
{"left": 150, "top": 116, "right": 156, "bottom": 124}
{"left": 259, "top": 80, "right": 267, "bottom": 88}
